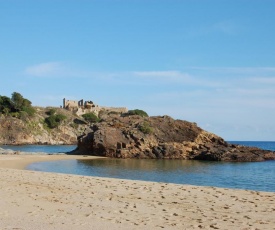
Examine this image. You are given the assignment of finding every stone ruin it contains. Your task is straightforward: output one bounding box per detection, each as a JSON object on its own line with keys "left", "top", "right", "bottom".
{"left": 63, "top": 98, "right": 128, "bottom": 116}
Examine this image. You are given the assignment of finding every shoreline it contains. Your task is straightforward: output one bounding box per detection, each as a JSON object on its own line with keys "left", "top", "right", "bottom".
{"left": 0, "top": 154, "right": 102, "bottom": 170}
{"left": 1, "top": 155, "right": 275, "bottom": 229}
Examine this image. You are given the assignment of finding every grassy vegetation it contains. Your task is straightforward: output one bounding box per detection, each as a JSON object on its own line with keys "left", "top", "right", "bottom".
{"left": 46, "top": 108, "right": 56, "bottom": 116}
{"left": 70, "top": 123, "right": 79, "bottom": 129}
{"left": 44, "top": 109, "right": 67, "bottom": 129}
{"left": 82, "top": 112, "right": 100, "bottom": 123}
{"left": 139, "top": 122, "right": 154, "bottom": 134}
{"left": 127, "top": 109, "right": 148, "bottom": 117}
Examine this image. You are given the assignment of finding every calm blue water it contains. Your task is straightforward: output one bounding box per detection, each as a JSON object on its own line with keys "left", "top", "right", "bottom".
{"left": 24, "top": 141, "right": 275, "bottom": 192}
{"left": 0, "top": 145, "right": 76, "bottom": 154}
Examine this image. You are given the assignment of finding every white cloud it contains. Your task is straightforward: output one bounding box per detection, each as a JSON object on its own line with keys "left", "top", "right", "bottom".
{"left": 250, "top": 77, "right": 275, "bottom": 84}
{"left": 131, "top": 70, "right": 225, "bottom": 88}
{"left": 132, "top": 70, "right": 192, "bottom": 82}
{"left": 188, "top": 67, "right": 275, "bottom": 74}
{"left": 25, "top": 62, "right": 63, "bottom": 77}
{"left": 185, "top": 20, "right": 238, "bottom": 38}
{"left": 133, "top": 71, "right": 186, "bottom": 78}
{"left": 24, "top": 62, "right": 93, "bottom": 78}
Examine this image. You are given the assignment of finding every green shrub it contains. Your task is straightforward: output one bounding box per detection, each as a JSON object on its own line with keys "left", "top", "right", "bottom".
{"left": 22, "top": 106, "right": 36, "bottom": 116}
{"left": 45, "top": 116, "right": 58, "bottom": 129}
{"left": 139, "top": 122, "right": 153, "bottom": 134}
{"left": 46, "top": 108, "right": 56, "bottom": 116}
{"left": 108, "top": 111, "right": 120, "bottom": 115}
{"left": 128, "top": 109, "right": 148, "bottom": 117}
{"left": 82, "top": 112, "right": 100, "bottom": 123}
{"left": 55, "top": 114, "right": 67, "bottom": 122}
{"left": 2, "top": 107, "right": 10, "bottom": 116}
{"left": 10, "top": 112, "right": 20, "bottom": 118}
{"left": 45, "top": 113, "right": 67, "bottom": 129}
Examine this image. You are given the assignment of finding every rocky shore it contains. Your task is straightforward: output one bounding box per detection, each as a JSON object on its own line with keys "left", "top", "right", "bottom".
{"left": 73, "top": 114, "right": 275, "bottom": 162}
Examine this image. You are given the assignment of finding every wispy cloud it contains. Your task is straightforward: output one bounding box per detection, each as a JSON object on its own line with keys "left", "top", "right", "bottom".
{"left": 133, "top": 71, "right": 187, "bottom": 78}
{"left": 25, "top": 62, "right": 63, "bottom": 77}
{"left": 131, "top": 70, "right": 225, "bottom": 88}
{"left": 188, "top": 67, "right": 275, "bottom": 74}
{"left": 24, "top": 63, "right": 275, "bottom": 90}
{"left": 250, "top": 77, "right": 275, "bottom": 84}
{"left": 24, "top": 62, "right": 92, "bottom": 78}
{"left": 132, "top": 71, "right": 192, "bottom": 82}
{"left": 186, "top": 20, "right": 238, "bottom": 38}
{"left": 21, "top": 63, "right": 275, "bottom": 140}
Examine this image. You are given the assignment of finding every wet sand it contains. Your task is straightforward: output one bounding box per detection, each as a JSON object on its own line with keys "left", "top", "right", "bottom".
{"left": 0, "top": 154, "right": 101, "bottom": 170}
{"left": 0, "top": 155, "right": 275, "bottom": 229}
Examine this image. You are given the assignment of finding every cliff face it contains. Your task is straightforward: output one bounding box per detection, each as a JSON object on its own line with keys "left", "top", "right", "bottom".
{"left": 0, "top": 107, "right": 88, "bottom": 145}
{"left": 73, "top": 114, "right": 275, "bottom": 162}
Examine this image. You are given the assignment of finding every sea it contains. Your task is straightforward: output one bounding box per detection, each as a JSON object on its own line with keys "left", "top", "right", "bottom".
{"left": 1, "top": 141, "right": 275, "bottom": 192}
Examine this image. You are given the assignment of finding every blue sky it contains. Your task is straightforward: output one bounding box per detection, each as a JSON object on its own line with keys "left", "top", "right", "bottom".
{"left": 1, "top": 0, "right": 275, "bottom": 141}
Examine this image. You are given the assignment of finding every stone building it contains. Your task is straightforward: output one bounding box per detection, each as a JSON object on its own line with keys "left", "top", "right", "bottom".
{"left": 63, "top": 98, "right": 127, "bottom": 116}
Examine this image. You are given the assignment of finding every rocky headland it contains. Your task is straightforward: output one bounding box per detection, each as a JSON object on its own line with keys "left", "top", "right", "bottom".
{"left": 1, "top": 102, "right": 274, "bottom": 162}
{"left": 72, "top": 114, "right": 275, "bottom": 162}
{"left": 0, "top": 107, "right": 87, "bottom": 145}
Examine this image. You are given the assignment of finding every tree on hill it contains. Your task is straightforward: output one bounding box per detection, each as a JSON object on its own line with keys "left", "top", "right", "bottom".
{"left": 0, "top": 96, "right": 13, "bottom": 114}
{"left": 0, "top": 92, "right": 35, "bottom": 117}
{"left": 11, "top": 92, "right": 25, "bottom": 110}
{"left": 12, "top": 92, "right": 35, "bottom": 116}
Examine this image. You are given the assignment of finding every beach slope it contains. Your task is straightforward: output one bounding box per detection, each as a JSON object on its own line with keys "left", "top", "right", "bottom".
{"left": 0, "top": 155, "right": 275, "bottom": 229}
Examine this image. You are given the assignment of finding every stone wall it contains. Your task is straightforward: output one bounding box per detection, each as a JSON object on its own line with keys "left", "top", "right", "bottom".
{"left": 100, "top": 107, "right": 128, "bottom": 114}
{"left": 63, "top": 98, "right": 128, "bottom": 116}
{"left": 63, "top": 99, "right": 79, "bottom": 110}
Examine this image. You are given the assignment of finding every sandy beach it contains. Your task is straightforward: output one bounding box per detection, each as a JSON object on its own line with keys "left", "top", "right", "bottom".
{"left": 0, "top": 155, "right": 275, "bottom": 229}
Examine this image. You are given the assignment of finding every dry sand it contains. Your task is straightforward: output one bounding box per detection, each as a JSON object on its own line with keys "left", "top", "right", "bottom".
{"left": 0, "top": 155, "right": 275, "bottom": 229}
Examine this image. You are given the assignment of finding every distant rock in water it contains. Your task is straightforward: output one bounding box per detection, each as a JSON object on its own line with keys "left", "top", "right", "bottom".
{"left": 71, "top": 115, "right": 275, "bottom": 162}
{"left": 0, "top": 147, "right": 17, "bottom": 155}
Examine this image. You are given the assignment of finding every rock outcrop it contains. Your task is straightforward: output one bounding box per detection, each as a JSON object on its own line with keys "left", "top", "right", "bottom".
{"left": 72, "top": 115, "right": 275, "bottom": 162}
{"left": 0, "top": 107, "right": 88, "bottom": 145}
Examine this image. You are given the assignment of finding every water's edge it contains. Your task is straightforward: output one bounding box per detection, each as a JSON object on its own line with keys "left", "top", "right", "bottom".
{"left": 2, "top": 142, "right": 275, "bottom": 192}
